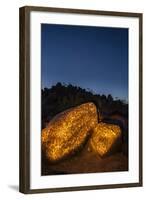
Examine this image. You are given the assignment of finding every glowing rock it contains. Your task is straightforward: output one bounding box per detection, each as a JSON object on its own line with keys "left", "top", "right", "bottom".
{"left": 42, "top": 102, "right": 98, "bottom": 162}
{"left": 89, "top": 123, "right": 121, "bottom": 157}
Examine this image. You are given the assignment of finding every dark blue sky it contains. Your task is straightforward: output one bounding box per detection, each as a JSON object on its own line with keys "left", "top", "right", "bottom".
{"left": 41, "top": 24, "right": 128, "bottom": 101}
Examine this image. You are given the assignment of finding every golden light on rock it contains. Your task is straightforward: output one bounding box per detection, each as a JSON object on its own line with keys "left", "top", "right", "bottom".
{"left": 89, "top": 123, "right": 121, "bottom": 157}
{"left": 42, "top": 102, "right": 98, "bottom": 162}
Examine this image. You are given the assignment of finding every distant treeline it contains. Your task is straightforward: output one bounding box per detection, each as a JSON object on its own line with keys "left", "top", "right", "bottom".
{"left": 41, "top": 82, "right": 128, "bottom": 129}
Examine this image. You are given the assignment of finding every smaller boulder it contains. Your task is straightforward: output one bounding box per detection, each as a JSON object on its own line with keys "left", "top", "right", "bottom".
{"left": 89, "top": 123, "right": 122, "bottom": 157}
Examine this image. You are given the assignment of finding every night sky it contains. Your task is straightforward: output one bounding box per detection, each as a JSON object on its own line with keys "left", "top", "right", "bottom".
{"left": 41, "top": 24, "right": 128, "bottom": 101}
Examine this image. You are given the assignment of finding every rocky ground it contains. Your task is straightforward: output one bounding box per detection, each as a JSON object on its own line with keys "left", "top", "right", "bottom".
{"left": 42, "top": 139, "right": 128, "bottom": 175}
{"left": 41, "top": 102, "right": 128, "bottom": 176}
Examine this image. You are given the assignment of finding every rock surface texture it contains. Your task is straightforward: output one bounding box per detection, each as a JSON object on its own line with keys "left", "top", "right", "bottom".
{"left": 41, "top": 102, "right": 98, "bottom": 162}
{"left": 89, "top": 123, "right": 121, "bottom": 157}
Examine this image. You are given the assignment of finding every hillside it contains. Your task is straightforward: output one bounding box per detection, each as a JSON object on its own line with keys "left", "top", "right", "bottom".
{"left": 41, "top": 82, "right": 128, "bottom": 129}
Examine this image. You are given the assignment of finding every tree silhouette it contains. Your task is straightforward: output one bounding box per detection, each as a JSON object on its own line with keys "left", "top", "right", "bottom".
{"left": 41, "top": 82, "right": 128, "bottom": 129}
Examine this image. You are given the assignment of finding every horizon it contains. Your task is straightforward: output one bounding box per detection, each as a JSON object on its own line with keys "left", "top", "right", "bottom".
{"left": 42, "top": 82, "right": 128, "bottom": 103}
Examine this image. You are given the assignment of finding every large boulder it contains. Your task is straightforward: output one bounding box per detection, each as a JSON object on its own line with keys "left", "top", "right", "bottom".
{"left": 89, "top": 123, "right": 122, "bottom": 157}
{"left": 42, "top": 102, "right": 98, "bottom": 162}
